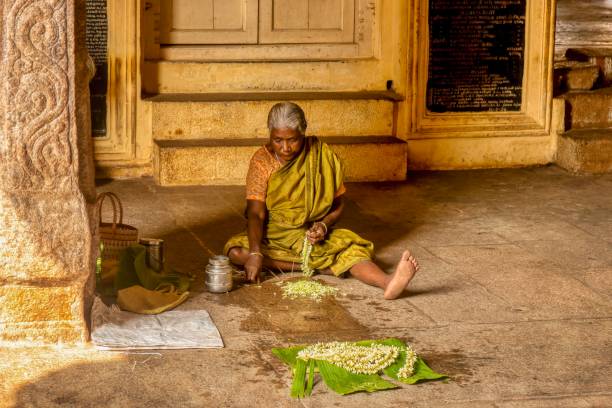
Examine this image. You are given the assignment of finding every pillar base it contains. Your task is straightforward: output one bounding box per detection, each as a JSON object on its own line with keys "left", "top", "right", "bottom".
{"left": 0, "top": 284, "right": 91, "bottom": 344}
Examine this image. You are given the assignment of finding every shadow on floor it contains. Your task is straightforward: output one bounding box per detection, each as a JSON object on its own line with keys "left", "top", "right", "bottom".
{"left": 9, "top": 353, "right": 293, "bottom": 408}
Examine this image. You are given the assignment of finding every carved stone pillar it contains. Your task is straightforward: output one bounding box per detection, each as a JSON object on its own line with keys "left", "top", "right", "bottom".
{"left": 0, "top": 0, "right": 97, "bottom": 343}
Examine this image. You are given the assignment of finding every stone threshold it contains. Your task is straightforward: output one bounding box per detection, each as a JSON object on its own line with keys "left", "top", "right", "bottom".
{"left": 142, "top": 90, "right": 404, "bottom": 103}
{"left": 562, "top": 87, "right": 612, "bottom": 96}
{"left": 566, "top": 47, "right": 612, "bottom": 60}
{"left": 562, "top": 128, "right": 612, "bottom": 139}
{"left": 154, "top": 136, "right": 406, "bottom": 149}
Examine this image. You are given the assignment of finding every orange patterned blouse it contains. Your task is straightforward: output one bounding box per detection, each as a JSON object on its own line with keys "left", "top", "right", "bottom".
{"left": 246, "top": 145, "right": 346, "bottom": 202}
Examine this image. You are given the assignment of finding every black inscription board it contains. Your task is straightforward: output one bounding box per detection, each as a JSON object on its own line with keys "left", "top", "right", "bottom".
{"left": 86, "top": 0, "right": 108, "bottom": 136}
{"left": 427, "top": 0, "right": 526, "bottom": 112}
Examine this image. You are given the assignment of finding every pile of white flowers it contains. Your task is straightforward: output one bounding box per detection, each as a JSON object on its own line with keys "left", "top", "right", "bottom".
{"left": 280, "top": 279, "right": 338, "bottom": 302}
{"left": 278, "top": 234, "right": 338, "bottom": 301}
{"left": 297, "top": 341, "right": 418, "bottom": 378}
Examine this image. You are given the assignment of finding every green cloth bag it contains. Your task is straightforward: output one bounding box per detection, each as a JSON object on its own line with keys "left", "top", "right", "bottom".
{"left": 114, "top": 245, "right": 192, "bottom": 314}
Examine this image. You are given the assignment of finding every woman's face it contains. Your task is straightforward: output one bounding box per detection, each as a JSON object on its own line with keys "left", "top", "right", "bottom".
{"left": 269, "top": 127, "right": 304, "bottom": 163}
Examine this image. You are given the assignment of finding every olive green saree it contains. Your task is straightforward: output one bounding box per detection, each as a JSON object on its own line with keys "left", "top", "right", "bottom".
{"left": 224, "top": 137, "right": 373, "bottom": 276}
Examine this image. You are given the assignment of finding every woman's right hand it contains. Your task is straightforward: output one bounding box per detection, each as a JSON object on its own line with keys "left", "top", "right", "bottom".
{"left": 245, "top": 253, "right": 263, "bottom": 282}
{"left": 306, "top": 222, "right": 327, "bottom": 244}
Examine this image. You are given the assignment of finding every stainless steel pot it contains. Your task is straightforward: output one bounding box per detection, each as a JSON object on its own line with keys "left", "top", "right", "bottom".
{"left": 205, "top": 255, "right": 233, "bottom": 293}
{"left": 139, "top": 238, "right": 164, "bottom": 272}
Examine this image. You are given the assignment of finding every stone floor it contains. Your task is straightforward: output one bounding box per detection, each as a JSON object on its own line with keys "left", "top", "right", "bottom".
{"left": 2, "top": 165, "right": 611, "bottom": 407}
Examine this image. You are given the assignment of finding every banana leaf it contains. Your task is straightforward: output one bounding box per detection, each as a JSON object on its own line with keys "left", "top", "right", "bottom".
{"left": 389, "top": 357, "right": 447, "bottom": 385}
{"left": 306, "top": 360, "right": 315, "bottom": 396}
{"left": 352, "top": 338, "right": 446, "bottom": 383}
{"left": 317, "top": 360, "right": 398, "bottom": 395}
{"left": 290, "top": 359, "right": 308, "bottom": 398}
{"left": 272, "top": 338, "right": 447, "bottom": 398}
{"left": 271, "top": 345, "right": 307, "bottom": 368}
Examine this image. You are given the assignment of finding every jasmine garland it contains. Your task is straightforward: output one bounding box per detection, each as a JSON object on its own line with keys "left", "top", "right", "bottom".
{"left": 296, "top": 341, "right": 418, "bottom": 378}
{"left": 301, "top": 235, "right": 314, "bottom": 277}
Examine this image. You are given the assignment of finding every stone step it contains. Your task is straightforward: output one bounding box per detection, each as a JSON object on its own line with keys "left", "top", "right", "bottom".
{"left": 562, "top": 87, "right": 612, "bottom": 129}
{"left": 565, "top": 48, "right": 612, "bottom": 86}
{"left": 143, "top": 91, "right": 403, "bottom": 102}
{"left": 556, "top": 128, "right": 612, "bottom": 173}
{"left": 142, "top": 61, "right": 396, "bottom": 94}
{"left": 145, "top": 92, "right": 401, "bottom": 140}
{"left": 154, "top": 136, "right": 407, "bottom": 186}
{"left": 554, "top": 64, "right": 600, "bottom": 92}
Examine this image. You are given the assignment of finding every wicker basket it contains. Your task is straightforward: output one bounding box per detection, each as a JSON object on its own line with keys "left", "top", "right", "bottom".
{"left": 96, "top": 192, "right": 139, "bottom": 259}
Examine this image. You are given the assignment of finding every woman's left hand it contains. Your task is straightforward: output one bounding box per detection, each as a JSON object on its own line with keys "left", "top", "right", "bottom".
{"left": 306, "top": 222, "right": 326, "bottom": 244}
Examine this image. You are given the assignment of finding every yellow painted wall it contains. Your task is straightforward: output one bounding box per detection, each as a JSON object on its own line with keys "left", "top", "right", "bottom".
{"left": 95, "top": 0, "right": 557, "bottom": 179}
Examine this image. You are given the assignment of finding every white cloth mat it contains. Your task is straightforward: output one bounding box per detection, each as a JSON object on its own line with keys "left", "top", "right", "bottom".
{"left": 91, "top": 297, "right": 224, "bottom": 350}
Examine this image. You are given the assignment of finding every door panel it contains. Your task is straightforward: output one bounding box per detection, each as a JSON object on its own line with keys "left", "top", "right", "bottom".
{"left": 214, "top": 0, "right": 245, "bottom": 30}
{"left": 171, "top": 0, "right": 213, "bottom": 30}
{"left": 260, "top": 0, "right": 355, "bottom": 44}
{"left": 309, "top": 0, "right": 344, "bottom": 29}
{"left": 273, "top": 0, "right": 309, "bottom": 29}
{"left": 152, "top": 0, "right": 374, "bottom": 60}
{"left": 160, "top": 0, "right": 258, "bottom": 44}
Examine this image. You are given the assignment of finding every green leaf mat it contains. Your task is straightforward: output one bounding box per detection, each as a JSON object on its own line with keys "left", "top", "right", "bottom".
{"left": 272, "top": 338, "right": 447, "bottom": 398}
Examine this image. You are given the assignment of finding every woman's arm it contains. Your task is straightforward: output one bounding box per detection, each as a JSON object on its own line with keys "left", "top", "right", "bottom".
{"left": 306, "top": 195, "right": 345, "bottom": 244}
{"left": 320, "top": 194, "right": 344, "bottom": 228}
{"left": 245, "top": 199, "right": 267, "bottom": 281}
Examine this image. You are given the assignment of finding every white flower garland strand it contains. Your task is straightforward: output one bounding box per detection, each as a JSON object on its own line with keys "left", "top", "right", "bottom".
{"left": 397, "top": 346, "right": 418, "bottom": 378}
{"left": 297, "top": 341, "right": 418, "bottom": 378}
{"left": 301, "top": 235, "right": 314, "bottom": 277}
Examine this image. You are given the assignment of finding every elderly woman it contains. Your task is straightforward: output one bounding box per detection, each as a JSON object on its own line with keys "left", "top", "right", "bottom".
{"left": 224, "top": 102, "right": 419, "bottom": 299}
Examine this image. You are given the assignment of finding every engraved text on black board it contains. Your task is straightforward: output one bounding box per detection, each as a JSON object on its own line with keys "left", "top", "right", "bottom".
{"left": 427, "top": 0, "right": 526, "bottom": 112}
{"left": 86, "top": 0, "right": 108, "bottom": 136}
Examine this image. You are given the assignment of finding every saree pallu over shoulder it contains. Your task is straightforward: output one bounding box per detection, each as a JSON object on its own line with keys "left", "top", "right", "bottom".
{"left": 224, "top": 137, "right": 373, "bottom": 276}
{"left": 266, "top": 137, "right": 343, "bottom": 228}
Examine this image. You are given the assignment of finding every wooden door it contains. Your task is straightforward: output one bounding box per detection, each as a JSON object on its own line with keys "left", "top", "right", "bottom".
{"left": 259, "top": 0, "right": 355, "bottom": 44}
{"left": 160, "top": 0, "right": 258, "bottom": 44}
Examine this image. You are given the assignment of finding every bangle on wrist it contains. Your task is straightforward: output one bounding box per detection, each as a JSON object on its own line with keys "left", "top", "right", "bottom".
{"left": 316, "top": 221, "right": 328, "bottom": 234}
{"left": 249, "top": 251, "right": 264, "bottom": 258}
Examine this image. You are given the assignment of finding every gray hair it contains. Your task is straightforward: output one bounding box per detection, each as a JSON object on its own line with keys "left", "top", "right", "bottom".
{"left": 267, "top": 102, "right": 307, "bottom": 134}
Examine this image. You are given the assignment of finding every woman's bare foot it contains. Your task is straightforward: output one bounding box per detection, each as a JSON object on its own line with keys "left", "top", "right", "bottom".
{"left": 383, "top": 250, "right": 419, "bottom": 300}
